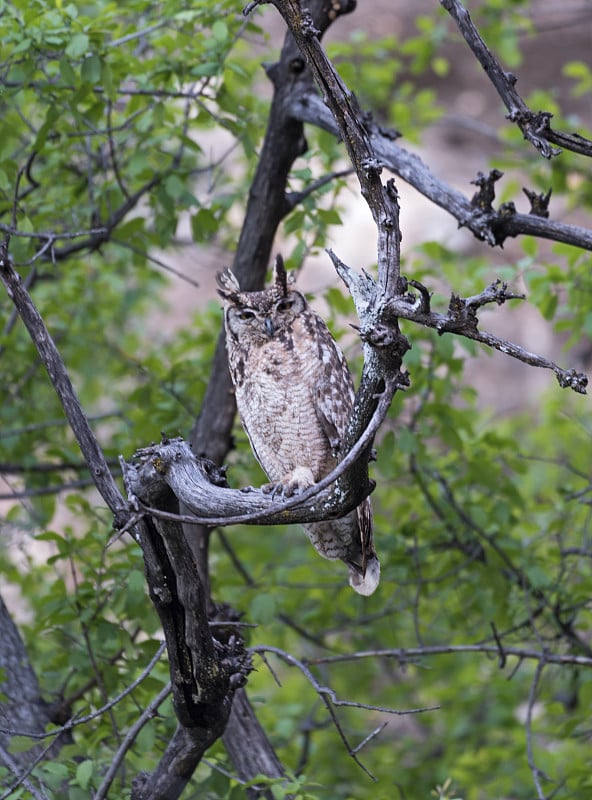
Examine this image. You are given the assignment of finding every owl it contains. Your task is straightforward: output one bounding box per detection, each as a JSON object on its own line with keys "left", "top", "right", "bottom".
{"left": 217, "top": 255, "right": 380, "bottom": 595}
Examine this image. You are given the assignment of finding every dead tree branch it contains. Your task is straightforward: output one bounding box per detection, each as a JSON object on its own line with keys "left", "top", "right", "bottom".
{"left": 377, "top": 273, "right": 587, "bottom": 394}
{"left": 289, "top": 91, "right": 592, "bottom": 251}
{"left": 442, "top": 0, "right": 592, "bottom": 159}
{"left": 252, "top": 645, "right": 438, "bottom": 781}
{"left": 257, "top": 0, "right": 588, "bottom": 394}
{"left": 124, "top": 374, "right": 397, "bottom": 529}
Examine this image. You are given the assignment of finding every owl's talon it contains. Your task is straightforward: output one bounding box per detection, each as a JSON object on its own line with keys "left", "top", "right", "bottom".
{"left": 261, "top": 466, "right": 316, "bottom": 500}
{"left": 261, "top": 482, "right": 294, "bottom": 500}
{"left": 261, "top": 481, "right": 283, "bottom": 499}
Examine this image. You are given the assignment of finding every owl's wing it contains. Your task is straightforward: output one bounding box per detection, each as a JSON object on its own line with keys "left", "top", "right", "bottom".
{"left": 313, "top": 344, "right": 356, "bottom": 455}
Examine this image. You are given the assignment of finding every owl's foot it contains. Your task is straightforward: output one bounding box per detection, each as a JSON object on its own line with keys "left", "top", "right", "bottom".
{"left": 262, "top": 466, "right": 315, "bottom": 499}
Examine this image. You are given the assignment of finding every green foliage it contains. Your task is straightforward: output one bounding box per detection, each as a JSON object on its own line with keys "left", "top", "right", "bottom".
{"left": 1, "top": 1, "right": 592, "bottom": 799}
{"left": 0, "top": 0, "right": 259, "bottom": 520}
{"left": 327, "top": 27, "right": 445, "bottom": 140}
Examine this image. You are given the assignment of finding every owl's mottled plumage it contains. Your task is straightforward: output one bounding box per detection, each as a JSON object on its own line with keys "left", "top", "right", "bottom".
{"left": 217, "top": 255, "right": 380, "bottom": 595}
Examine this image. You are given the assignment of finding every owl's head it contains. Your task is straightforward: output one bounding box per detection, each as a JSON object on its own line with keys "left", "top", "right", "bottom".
{"left": 217, "top": 254, "right": 306, "bottom": 344}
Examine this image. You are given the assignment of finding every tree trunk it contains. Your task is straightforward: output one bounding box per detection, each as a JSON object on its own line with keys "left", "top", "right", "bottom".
{"left": 0, "top": 592, "right": 57, "bottom": 769}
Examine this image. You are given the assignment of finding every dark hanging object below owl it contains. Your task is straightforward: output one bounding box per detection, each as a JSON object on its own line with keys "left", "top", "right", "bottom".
{"left": 217, "top": 254, "right": 380, "bottom": 595}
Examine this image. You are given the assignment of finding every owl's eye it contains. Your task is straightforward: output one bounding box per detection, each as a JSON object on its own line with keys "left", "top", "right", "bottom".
{"left": 276, "top": 298, "right": 294, "bottom": 312}
{"left": 237, "top": 309, "right": 256, "bottom": 321}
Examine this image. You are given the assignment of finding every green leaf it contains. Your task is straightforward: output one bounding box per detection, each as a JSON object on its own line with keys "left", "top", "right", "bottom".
{"left": 211, "top": 20, "right": 228, "bottom": 43}
{"left": 191, "top": 208, "right": 219, "bottom": 241}
{"left": 75, "top": 760, "right": 93, "bottom": 790}
{"left": 59, "top": 57, "right": 77, "bottom": 85}
{"left": 80, "top": 54, "right": 101, "bottom": 84}
{"left": 249, "top": 593, "right": 277, "bottom": 624}
{"left": 65, "top": 32, "right": 89, "bottom": 59}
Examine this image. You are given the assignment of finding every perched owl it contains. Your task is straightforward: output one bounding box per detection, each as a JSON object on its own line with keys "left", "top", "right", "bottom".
{"left": 217, "top": 255, "right": 380, "bottom": 596}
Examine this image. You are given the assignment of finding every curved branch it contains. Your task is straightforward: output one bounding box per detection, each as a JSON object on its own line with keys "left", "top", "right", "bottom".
{"left": 125, "top": 379, "right": 398, "bottom": 528}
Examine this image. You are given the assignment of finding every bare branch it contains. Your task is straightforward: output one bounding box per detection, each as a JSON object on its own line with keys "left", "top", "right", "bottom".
{"left": 306, "top": 645, "right": 592, "bottom": 670}
{"left": 441, "top": 0, "right": 592, "bottom": 159}
{"left": 0, "top": 478, "right": 97, "bottom": 501}
{"left": 290, "top": 91, "right": 592, "bottom": 251}
{"left": 284, "top": 166, "right": 354, "bottom": 212}
{"left": 253, "top": 645, "right": 437, "bottom": 780}
{"left": 0, "top": 745, "right": 49, "bottom": 800}
{"left": 525, "top": 658, "right": 549, "bottom": 799}
{"left": 338, "top": 266, "right": 587, "bottom": 395}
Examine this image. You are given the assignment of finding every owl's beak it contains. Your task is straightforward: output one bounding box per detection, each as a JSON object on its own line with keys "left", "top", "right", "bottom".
{"left": 264, "top": 317, "right": 275, "bottom": 337}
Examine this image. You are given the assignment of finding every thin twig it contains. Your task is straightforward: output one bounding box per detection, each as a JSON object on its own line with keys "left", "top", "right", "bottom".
{"left": 351, "top": 722, "right": 389, "bottom": 755}
{"left": 306, "top": 645, "right": 592, "bottom": 669}
{"left": 525, "top": 658, "right": 549, "bottom": 799}
{"left": 94, "top": 682, "right": 173, "bottom": 800}
{"left": 284, "top": 167, "right": 354, "bottom": 211}
{"left": 0, "top": 745, "right": 50, "bottom": 800}
{"left": 252, "top": 645, "right": 438, "bottom": 780}
{"left": 111, "top": 237, "right": 201, "bottom": 288}
{"left": 0, "top": 224, "right": 109, "bottom": 241}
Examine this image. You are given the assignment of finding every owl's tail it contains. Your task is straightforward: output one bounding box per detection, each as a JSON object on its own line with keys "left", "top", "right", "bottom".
{"left": 348, "top": 554, "right": 380, "bottom": 596}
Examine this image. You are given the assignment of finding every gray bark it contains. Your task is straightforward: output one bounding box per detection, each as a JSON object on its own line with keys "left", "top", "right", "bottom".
{"left": 0, "top": 593, "right": 54, "bottom": 769}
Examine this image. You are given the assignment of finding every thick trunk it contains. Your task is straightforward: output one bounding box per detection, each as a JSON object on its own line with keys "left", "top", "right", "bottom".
{"left": 0, "top": 592, "right": 56, "bottom": 770}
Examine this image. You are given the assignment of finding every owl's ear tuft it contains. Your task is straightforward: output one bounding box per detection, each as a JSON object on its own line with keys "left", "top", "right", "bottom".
{"left": 216, "top": 268, "right": 241, "bottom": 300}
{"left": 272, "top": 254, "right": 288, "bottom": 297}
